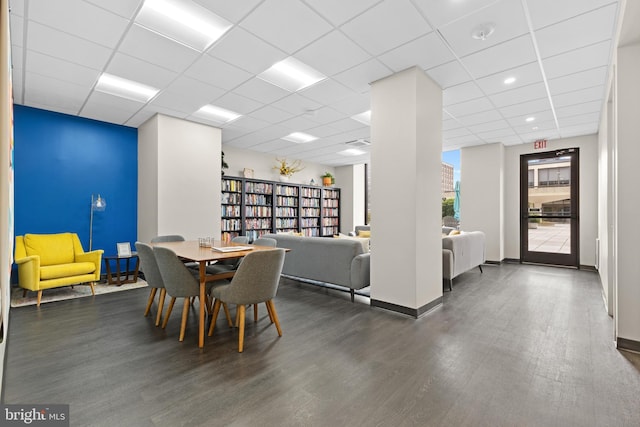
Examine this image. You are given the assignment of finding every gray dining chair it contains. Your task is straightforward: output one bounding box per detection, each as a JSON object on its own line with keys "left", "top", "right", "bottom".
{"left": 208, "top": 248, "right": 286, "bottom": 352}
{"left": 153, "top": 246, "right": 232, "bottom": 342}
{"left": 206, "top": 235, "right": 250, "bottom": 275}
{"left": 150, "top": 234, "right": 185, "bottom": 243}
{"left": 246, "top": 237, "right": 277, "bottom": 322}
{"left": 136, "top": 242, "right": 166, "bottom": 327}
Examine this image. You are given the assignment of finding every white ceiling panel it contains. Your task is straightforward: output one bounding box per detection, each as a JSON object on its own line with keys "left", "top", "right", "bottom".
{"left": 476, "top": 128, "right": 518, "bottom": 140}
{"left": 560, "top": 124, "right": 598, "bottom": 139}
{"left": 527, "top": 0, "right": 618, "bottom": 30}
{"left": 426, "top": 60, "right": 471, "bottom": 89}
{"left": 185, "top": 55, "right": 252, "bottom": 91}
{"left": 194, "top": 0, "right": 262, "bottom": 23}
{"left": 445, "top": 97, "right": 495, "bottom": 118}
{"left": 26, "top": 51, "right": 100, "bottom": 87}
{"left": 29, "top": 0, "right": 129, "bottom": 48}
{"left": 304, "top": 0, "right": 382, "bottom": 26}
{"left": 411, "top": 0, "right": 498, "bottom": 28}
{"left": 461, "top": 34, "right": 537, "bottom": 79}
{"left": 329, "top": 93, "right": 371, "bottom": 116}
{"left": 278, "top": 115, "right": 320, "bottom": 132}
{"left": 547, "top": 66, "right": 608, "bottom": 96}
{"left": 80, "top": 91, "right": 142, "bottom": 124}
{"left": 443, "top": 128, "right": 472, "bottom": 139}
{"left": 475, "top": 61, "right": 542, "bottom": 95}
{"left": 151, "top": 76, "right": 226, "bottom": 114}
{"left": 239, "top": 0, "right": 332, "bottom": 54}
{"left": 299, "top": 79, "right": 355, "bottom": 106}
{"left": 125, "top": 108, "right": 157, "bottom": 128}
{"left": 305, "top": 106, "right": 345, "bottom": 125}
{"left": 499, "top": 98, "right": 551, "bottom": 119}
{"left": 295, "top": 31, "right": 372, "bottom": 77}
{"left": 24, "top": 72, "right": 90, "bottom": 112}
{"left": 443, "top": 81, "right": 484, "bottom": 106}
{"left": 378, "top": 32, "right": 454, "bottom": 72}
{"left": 84, "top": 0, "right": 143, "bottom": 20}
{"left": 305, "top": 123, "right": 342, "bottom": 138}
{"left": 333, "top": 59, "right": 392, "bottom": 93}
{"left": 9, "top": 0, "right": 24, "bottom": 16}
{"left": 271, "top": 93, "right": 322, "bottom": 116}
{"left": 513, "top": 119, "right": 557, "bottom": 133}
{"left": 118, "top": 25, "right": 200, "bottom": 73}
{"left": 553, "top": 86, "right": 605, "bottom": 109}
{"left": 488, "top": 82, "right": 547, "bottom": 108}
{"left": 466, "top": 119, "right": 511, "bottom": 134}
{"left": 106, "top": 52, "right": 177, "bottom": 89}
{"left": 340, "top": 0, "right": 431, "bottom": 56}
{"left": 438, "top": 0, "right": 528, "bottom": 58}
{"left": 10, "top": 14, "right": 23, "bottom": 47}
{"left": 222, "top": 115, "right": 270, "bottom": 133}
{"left": 506, "top": 110, "right": 556, "bottom": 127}
{"left": 558, "top": 112, "right": 601, "bottom": 127}
{"left": 27, "top": 21, "right": 112, "bottom": 70}
{"left": 211, "top": 92, "right": 263, "bottom": 115}
{"left": 457, "top": 109, "right": 504, "bottom": 127}
{"left": 555, "top": 100, "right": 602, "bottom": 119}
{"left": 206, "top": 27, "right": 287, "bottom": 75}
{"left": 443, "top": 117, "right": 464, "bottom": 131}
{"left": 233, "top": 78, "right": 290, "bottom": 104}
{"left": 248, "top": 105, "right": 293, "bottom": 124}
{"left": 519, "top": 129, "right": 561, "bottom": 142}
{"left": 535, "top": 4, "right": 618, "bottom": 59}
{"left": 542, "top": 40, "right": 612, "bottom": 80}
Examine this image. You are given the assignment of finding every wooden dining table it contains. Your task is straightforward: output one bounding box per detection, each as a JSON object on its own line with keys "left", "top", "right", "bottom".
{"left": 150, "top": 239, "right": 280, "bottom": 348}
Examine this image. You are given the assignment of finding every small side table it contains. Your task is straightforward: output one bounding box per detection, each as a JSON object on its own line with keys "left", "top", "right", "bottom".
{"left": 103, "top": 252, "right": 140, "bottom": 286}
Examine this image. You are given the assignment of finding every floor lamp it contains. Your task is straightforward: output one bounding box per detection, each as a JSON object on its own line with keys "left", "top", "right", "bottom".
{"left": 89, "top": 194, "right": 106, "bottom": 252}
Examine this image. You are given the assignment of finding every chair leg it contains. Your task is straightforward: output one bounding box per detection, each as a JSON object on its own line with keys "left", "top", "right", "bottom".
{"left": 22, "top": 289, "right": 27, "bottom": 297}
{"left": 144, "top": 288, "right": 157, "bottom": 317}
{"left": 265, "top": 301, "right": 274, "bottom": 323}
{"left": 156, "top": 288, "right": 166, "bottom": 326}
{"left": 350, "top": 289, "right": 355, "bottom": 303}
{"left": 478, "top": 265, "right": 483, "bottom": 273}
{"left": 266, "top": 300, "right": 282, "bottom": 337}
{"left": 238, "top": 304, "right": 246, "bottom": 353}
{"left": 254, "top": 304, "right": 258, "bottom": 323}
{"left": 89, "top": 282, "right": 95, "bottom": 295}
{"left": 179, "top": 298, "right": 190, "bottom": 342}
{"left": 208, "top": 299, "right": 221, "bottom": 336}
{"left": 222, "top": 303, "right": 233, "bottom": 327}
{"left": 162, "top": 297, "right": 176, "bottom": 329}
{"left": 37, "top": 290, "right": 43, "bottom": 307}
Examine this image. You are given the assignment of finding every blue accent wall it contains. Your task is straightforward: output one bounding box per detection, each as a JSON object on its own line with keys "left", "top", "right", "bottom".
{"left": 13, "top": 105, "right": 138, "bottom": 258}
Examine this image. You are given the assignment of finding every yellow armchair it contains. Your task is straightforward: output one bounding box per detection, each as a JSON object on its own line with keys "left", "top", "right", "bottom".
{"left": 15, "top": 233, "right": 104, "bottom": 306}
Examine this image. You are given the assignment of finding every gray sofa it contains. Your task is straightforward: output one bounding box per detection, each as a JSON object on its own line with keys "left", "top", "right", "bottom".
{"left": 442, "top": 231, "right": 486, "bottom": 291}
{"left": 264, "top": 233, "right": 370, "bottom": 302}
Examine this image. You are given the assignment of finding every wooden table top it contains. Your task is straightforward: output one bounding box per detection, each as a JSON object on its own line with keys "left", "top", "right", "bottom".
{"left": 149, "top": 240, "right": 281, "bottom": 262}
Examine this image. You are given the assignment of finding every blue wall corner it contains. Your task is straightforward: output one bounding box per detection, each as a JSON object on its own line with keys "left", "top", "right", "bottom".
{"left": 13, "top": 105, "right": 138, "bottom": 259}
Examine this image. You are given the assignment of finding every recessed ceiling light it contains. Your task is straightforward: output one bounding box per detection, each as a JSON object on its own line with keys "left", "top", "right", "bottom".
{"left": 471, "top": 23, "right": 495, "bottom": 41}
{"left": 95, "top": 73, "right": 159, "bottom": 103}
{"left": 282, "top": 132, "right": 318, "bottom": 144}
{"left": 525, "top": 117, "right": 536, "bottom": 122}
{"left": 339, "top": 148, "right": 366, "bottom": 156}
{"left": 258, "top": 57, "right": 326, "bottom": 92}
{"left": 351, "top": 110, "right": 371, "bottom": 126}
{"left": 193, "top": 104, "right": 241, "bottom": 123}
{"left": 136, "top": 0, "right": 232, "bottom": 51}
{"left": 504, "top": 77, "right": 516, "bottom": 85}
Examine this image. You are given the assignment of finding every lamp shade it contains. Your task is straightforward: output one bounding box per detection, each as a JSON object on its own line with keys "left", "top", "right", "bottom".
{"left": 92, "top": 194, "right": 107, "bottom": 211}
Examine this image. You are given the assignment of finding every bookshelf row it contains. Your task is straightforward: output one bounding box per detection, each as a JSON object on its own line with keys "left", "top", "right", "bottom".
{"left": 221, "top": 176, "right": 340, "bottom": 240}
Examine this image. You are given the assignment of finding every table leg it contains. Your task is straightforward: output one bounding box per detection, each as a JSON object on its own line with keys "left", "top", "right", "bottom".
{"left": 199, "top": 261, "right": 206, "bottom": 348}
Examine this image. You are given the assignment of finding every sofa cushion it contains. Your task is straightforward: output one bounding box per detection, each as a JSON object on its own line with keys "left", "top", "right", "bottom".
{"left": 24, "top": 233, "right": 75, "bottom": 266}
{"left": 334, "top": 233, "right": 370, "bottom": 252}
{"left": 40, "top": 262, "right": 96, "bottom": 280}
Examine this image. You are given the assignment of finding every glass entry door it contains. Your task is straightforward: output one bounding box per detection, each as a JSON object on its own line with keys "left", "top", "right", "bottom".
{"left": 520, "top": 149, "right": 579, "bottom": 267}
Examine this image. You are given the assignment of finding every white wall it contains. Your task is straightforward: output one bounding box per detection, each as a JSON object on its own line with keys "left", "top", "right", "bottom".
{"left": 138, "top": 114, "right": 221, "bottom": 242}
{"left": 503, "top": 135, "right": 599, "bottom": 266}
{"left": 222, "top": 145, "right": 334, "bottom": 186}
{"left": 460, "top": 143, "right": 504, "bottom": 262}
{"left": 598, "top": 97, "right": 614, "bottom": 314}
{"left": 335, "top": 164, "right": 365, "bottom": 234}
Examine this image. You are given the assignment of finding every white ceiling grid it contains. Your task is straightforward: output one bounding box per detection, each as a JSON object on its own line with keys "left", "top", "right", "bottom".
{"left": 9, "top": 0, "right": 620, "bottom": 166}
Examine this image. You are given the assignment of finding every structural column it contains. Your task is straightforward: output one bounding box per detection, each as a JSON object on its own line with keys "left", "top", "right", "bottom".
{"left": 369, "top": 67, "right": 443, "bottom": 317}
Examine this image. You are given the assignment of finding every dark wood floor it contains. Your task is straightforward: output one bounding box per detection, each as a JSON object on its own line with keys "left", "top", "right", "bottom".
{"left": 3, "top": 263, "right": 639, "bottom": 426}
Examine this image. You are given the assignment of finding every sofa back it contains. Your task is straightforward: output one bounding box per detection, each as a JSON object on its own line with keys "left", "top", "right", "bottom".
{"left": 442, "top": 231, "right": 485, "bottom": 278}
{"left": 264, "top": 233, "right": 365, "bottom": 288}
{"left": 19, "top": 233, "right": 81, "bottom": 266}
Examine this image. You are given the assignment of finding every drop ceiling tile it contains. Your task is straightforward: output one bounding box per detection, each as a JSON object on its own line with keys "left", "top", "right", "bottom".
{"left": 535, "top": 4, "right": 618, "bottom": 58}
{"left": 438, "top": 0, "right": 528, "bottom": 57}
{"left": 27, "top": 22, "right": 112, "bottom": 70}
{"left": 23, "top": 101, "right": 78, "bottom": 117}
{"left": 445, "top": 97, "right": 494, "bottom": 118}
{"left": 84, "top": 0, "right": 143, "bottom": 19}
{"left": 206, "top": 27, "right": 287, "bottom": 75}
{"left": 222, "top": 115, "right": 270, "bottom": 132}
{"left": 519, "top": 129, "right": 561, "bottom": 143}
{"left": 24, "top": 72, "right": 90, "bottom": 112}
{"left": 29, "top": 0, "right": 129, "bottom": 48}
{"left": 185, "top": 55, "right": 253, "bottom": 90}
{"left": 229, "top": 125, "right": 292, "bottom": 149}
{"left": 106, "top": 53, "right": 177, "bottom": 89}
{"left": 378, "top": 32, "right": 454, "bottom": 72}
{"left": 489, "top": 82, "right": 547, "bottom": 108}
{"left": 426, "top": 60, "right": 471, "bottom": 89}
{"left": 10, "top": 14, "right": 23, "bottom": 47}
{"left": 194, "top": 0, "right": 263, "bottom": 22}
{"left": 251, "top": 138, "right": 299, "bottom": 153}
{"left": 151, "top": 76, "right": 226, "bottom": 114}
{"left": 542, "top": 40, "right": 612, "bottom": 79}
{"left": 80, "top": 91, "right": 142, "bottom": 124}
{"left": 305, "top": 123, "right": 342, "bottom": 138}
{"left": 299, "top": 79, "right": 355, "bottom": 106}
{"left": 527, "top": 0, "right": 618, "bottom": 29}
{"left": 304, "top": 0, "right": 382, "bottom": 26}
{"left": 461, "top": 34, "right": 537, "bottom": 79}
{"left": 476, "top": 128, "right": 518, "bottom": 140}
{"left": 443, "top": 81, "right": 484, "bottom": 106}
{"left": 126, "top": 109, "right": 161, "bottom": 128}
{"left": 411, "top": 0, "right": 497, "bottom": 28}
{"left": 234, "top": 78, "right": 290, "bottom": 104}
{"left": 499, "top": 98, "right": 551, "bottom": 119}
{"left": 555, "top": 100, "right": 602, "bottom": 118}
{"left": 547, "top": 66, "right": 608, "bottom": 96}
{"left": 501, "top": 135, "right": 526, "bottom": 146}
{"left": 277, "top": 115, "right": 319, "bottom": 132}
{"left": 456, "top": 109, "right": 503, "bottom": 127}
{"left": 11, "top": 68, "right": 23, "bottom": 102}
{"left": 119, "top": 25, "right": 200, "bottom": 74}
{"left": 333, "top": 59, "right": 392, "bottom": 93}
{"left": 9, "top": 0, "right": 24, "bottom": 16}
{"left": 326, "top": 118, "right": 368, "bottom": 133}
{"left": 476, "top": 62, "right": 543, "bottom": 95}
{"left": 443, "top": 118, "right": 463, "bottom": 131}
{"left": 240, "top": 0, "right": 332, "bottom": 54}
{"left": 306, "top": 106, "right": 345, "bottom": 125}
{"left": 506, "top": 110, "right": 556, "bottom": 126}
{"left": 212, "top": 92, "right": 263, "bottom": 115}
{"left": 330, "top": 93, "right": 371, "bottom": 116}
{"left": 513, "top": 119, "right": 557, "bottom": 133}
{"left": 11, "top": 45, "right": 23, "bottom": 71}
{"left": 558, "top": 112, "right": 601, "bottom": 127}
{"left": 26, "top": 50, "right": 100, "bottom": 87}
{"left": 466, "top": 119, "right": 511, "bottom": 133}
{"left": 445, "top": 134, "right": 483, "bottom": 145}
{"left": 220, "top": 127, "right": 250, "bottom": 142}
{"left": 443, "top": 128, "right": 471, "bottom": 139}
{"left": 552, "top": 85, "right": 605, "bottom": 108}
{"left": 341, "top": 0, "right": 431, "bottom": 56}
{"left": 248, "top": 105, "right": 292, "bottom": 124}
{"left": 271, "top": 94, "right": 322, "bottom": 116}
{"left": 296, "top": 31, "right": 372, "bottom": 77}
{"left": 559, "top": 124, "right": 598, "bottom": 138}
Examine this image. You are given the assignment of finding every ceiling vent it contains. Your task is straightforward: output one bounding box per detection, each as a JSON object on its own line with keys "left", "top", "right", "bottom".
{"left": 345, "top": 139, "right": 370, "bottom": 147}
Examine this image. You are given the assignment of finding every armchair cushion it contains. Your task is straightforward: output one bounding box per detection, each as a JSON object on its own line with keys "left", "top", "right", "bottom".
{"left": 23, "top": 233, "right": 75, "bottom": 266}
{"left": 40, "top": 262, "right": 96, "bottom": 280}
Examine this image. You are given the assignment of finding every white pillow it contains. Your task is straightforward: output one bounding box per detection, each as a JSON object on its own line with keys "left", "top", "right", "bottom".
{"left": 335, "top": 233, "right": 370, "bottom": 252}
